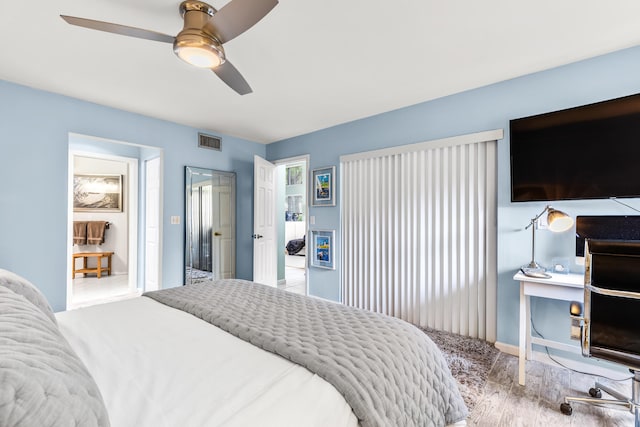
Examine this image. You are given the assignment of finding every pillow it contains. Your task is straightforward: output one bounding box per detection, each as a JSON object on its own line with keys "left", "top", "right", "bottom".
{"left": 0, "top": 269, "right": 57, "bottom": 325}
{"left": 0, "top": 286, "right": 110, "bottom": 427}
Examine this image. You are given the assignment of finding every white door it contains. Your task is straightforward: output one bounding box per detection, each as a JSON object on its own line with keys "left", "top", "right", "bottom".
{"left": 253, "top": 155, "right": 277, "bottom": 286}
{"left": 145, "top": 157, "right": 161, "bottom": 291}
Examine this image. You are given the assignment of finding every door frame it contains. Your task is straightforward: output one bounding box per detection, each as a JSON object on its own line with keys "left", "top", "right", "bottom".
{"left": 66, "top": 133, "right": 164, "bottom": 309}
{"left": 144, "top": 156, "right": 163, "bottom": 292}
{"left": 274, "top": 154, "right": 310, "bottom": 294}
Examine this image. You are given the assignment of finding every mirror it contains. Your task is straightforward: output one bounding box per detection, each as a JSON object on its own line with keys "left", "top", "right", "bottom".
{"left": 185, "top": 166, "right": 236, "bottom": 285}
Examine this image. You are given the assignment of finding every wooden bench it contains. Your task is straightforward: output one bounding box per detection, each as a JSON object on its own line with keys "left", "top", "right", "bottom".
{"left": 72, "top": 252, "right": 114, "bottom": 279}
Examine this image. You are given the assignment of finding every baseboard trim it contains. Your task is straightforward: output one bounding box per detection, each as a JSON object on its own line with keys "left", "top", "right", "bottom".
{"left": 494, "top": 341, "right": 629, "bottom": 380}
{"left": 494, "top": 341, "right": 518, "bottom": 356}
{"left": 530, "top": 351, "right": 629, "bottom": 380}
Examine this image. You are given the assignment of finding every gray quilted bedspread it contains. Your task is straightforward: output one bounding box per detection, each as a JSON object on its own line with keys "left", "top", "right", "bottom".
{"left": 144, "top": 279, "right": 467, "bottom": 427}
{"left": 0, "top": 286, "right": 110, "bottom": 427}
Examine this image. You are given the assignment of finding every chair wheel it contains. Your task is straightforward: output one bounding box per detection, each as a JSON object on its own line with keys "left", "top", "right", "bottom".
{"left": 589, "top": 387, "right": 602, "bottom": 398}
{"left": 560, "top": 402, "right": 573, "bottom": 415}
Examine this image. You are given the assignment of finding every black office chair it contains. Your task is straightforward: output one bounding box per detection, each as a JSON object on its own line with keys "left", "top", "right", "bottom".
{"left": 560, "top": 239, "right": 640, "bottom": 425}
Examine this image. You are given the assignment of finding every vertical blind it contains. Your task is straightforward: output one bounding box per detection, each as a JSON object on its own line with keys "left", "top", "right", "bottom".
{"left": 341, "top": 131, "right": 499, "bottom": 340}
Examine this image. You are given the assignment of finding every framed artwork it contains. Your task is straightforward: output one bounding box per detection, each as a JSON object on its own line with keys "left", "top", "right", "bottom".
{"left": 73, "top": 174, "right": 123, "bottom": 212}
{"left": 310, "top": 229, "right": 335, "bottom": 269}
{"left": 286, "top": 165, "right": 304, "bottom": 185}
{"left": 311, "top": 166, "right": 336, "bottom": 206}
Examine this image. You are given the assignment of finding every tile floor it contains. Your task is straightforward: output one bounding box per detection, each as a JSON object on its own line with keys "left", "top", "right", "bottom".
{"left": 72, "top": 258, "right": 306, "bottom": 308}
{"left": 279, "top": 254, "right": 306, "bottom": 295}
{"left": 70, "top": 274, "right": 140, "bottom": 309}
{"left": 279, "top": 266, "right": 306, "bottom": 295}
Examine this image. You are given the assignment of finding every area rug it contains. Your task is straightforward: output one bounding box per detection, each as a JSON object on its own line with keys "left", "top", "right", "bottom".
{"left": 421, "top": 327, "right": 499, "bottom": 411}
{"left": 185, "top": 267, "right": 213, "bottom": 284}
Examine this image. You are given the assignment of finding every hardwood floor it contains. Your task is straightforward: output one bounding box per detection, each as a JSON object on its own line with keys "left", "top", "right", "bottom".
{"left": 469, "top": 352, "right": 635, "bottom": 426}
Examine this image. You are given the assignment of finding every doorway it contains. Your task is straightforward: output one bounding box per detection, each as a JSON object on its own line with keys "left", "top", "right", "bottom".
{"left": 275, "top": 156, "right": 309, "bottom": 295}
{"left": 66, "top": 134, "right": 163, "bottom": 309}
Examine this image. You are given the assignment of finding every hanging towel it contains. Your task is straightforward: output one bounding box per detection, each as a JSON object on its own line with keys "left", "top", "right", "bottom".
{"left": 87, "top": 221, "right": 108, "bottom": 245}
{"left": 73, "top": 221, "right": 88, "bottom": 245}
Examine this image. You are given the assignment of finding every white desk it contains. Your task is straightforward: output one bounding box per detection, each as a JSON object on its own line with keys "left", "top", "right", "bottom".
{"left": 513, "top": 271, "right": 585, "bottom": 386}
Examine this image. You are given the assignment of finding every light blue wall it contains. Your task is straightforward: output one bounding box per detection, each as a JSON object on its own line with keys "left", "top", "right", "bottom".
{"left": 267, "top": 45, "right": 640, "bottom": 347}
{"left": 0, "top": 80, "right": 265, "bottom": 312}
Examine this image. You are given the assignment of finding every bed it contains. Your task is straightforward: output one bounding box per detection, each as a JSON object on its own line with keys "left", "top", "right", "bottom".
{"left": 0, "top": 269, "right": 468, "bottom": 427}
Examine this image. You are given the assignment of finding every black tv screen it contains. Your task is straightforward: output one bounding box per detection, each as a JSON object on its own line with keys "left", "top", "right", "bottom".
{"left": 510, "top": 93, "right": 640, "bottom": 202}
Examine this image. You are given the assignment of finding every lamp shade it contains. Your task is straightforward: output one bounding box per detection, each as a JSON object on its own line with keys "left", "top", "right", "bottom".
{"left": 522, "top": 205, "right": 573, "bottom": 279}
{"left": 547, "top": 208, "right": 574, "bottom": 232}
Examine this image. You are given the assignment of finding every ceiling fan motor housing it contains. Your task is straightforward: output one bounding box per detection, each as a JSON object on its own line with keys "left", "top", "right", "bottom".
{"left": 173, "top": 1, "right": 226, "bottom": 68}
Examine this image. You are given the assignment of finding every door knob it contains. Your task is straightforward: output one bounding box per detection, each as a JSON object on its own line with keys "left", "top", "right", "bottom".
{"left": 214, "top": 232, "right": 222, "bottom": 236}
{"left": 252, "top": 234, "right": 263, "bottom": 239}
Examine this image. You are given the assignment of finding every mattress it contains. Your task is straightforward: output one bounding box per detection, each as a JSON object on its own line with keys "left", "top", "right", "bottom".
{"left": 56, "top": 296, "right": 358, "bottom": 427}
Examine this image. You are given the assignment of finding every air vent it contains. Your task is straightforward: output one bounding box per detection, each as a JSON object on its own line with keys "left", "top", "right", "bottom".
{"left": 198, "top": 133, "right": 222, "bottom": 151}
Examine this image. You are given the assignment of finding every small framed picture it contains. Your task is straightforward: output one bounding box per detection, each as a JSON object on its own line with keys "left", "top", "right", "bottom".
{"left": 286, "top": 165, "right": 304, "bottom": 185}
{"left": 311, "top": 166, "right": 336, "bottom": 206}
{"left": 73, "top": 174, "right": 123, "bottom": 212}
{"left": 310, "top": 229, "right": 335, "bottom": 270}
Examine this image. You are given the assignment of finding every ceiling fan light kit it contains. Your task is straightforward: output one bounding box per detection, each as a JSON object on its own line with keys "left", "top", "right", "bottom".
{"left": 174, "top": 41, "right": 223, "bottom": 68}
{"left": 174, "top": 33, "right": 225, "bottom": 69}
{"left": 60, "top": 0, "right": 278, "bottom": 95}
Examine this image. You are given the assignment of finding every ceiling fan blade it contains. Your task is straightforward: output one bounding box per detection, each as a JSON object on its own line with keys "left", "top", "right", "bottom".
{"left": 60, "top": 15, "right": 175, "bottom": 44}
{"left": 213, "top": 60, "right": 252, "bottom": 95}
{"left": 205, "top": 0, "right": 278, "bottom": 44}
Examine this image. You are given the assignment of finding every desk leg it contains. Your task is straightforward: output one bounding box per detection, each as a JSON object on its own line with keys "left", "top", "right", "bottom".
{"left": 97, "top": 256, "right": 102, "bottom": 279}
{"left": 519, "top": 282, "right": 526, "bottom": 386}
{"left": 525, "top": 295, "right": 532, "bottom": 361}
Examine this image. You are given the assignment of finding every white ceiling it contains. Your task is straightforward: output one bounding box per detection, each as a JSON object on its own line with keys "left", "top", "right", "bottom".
{"left": 2, "top": 1, "right": 640, "bottom": 144}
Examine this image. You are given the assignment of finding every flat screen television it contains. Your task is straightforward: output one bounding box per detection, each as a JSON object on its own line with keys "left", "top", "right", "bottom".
{"left": 510, "top": 93, "right": 640, "bottom": 202}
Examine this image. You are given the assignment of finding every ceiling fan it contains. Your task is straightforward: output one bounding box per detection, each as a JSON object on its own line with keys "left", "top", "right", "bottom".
{"left": 60, "top": 0, "right": 278, "bottom": 95}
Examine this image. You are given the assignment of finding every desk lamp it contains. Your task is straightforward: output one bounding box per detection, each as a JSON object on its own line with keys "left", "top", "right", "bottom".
{"left": 522, "top": 206, "right": 574, "bottom": 278}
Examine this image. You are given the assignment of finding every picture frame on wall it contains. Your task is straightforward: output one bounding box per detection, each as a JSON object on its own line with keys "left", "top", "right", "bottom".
{"left": 73, "top": 174, "right": 123, "bottom": 212}
{"left": 286, "top": 165, "right": 304, "bottom": 185}
{"left": 310, "top": 229, "right": 335, "bottom": 270}
{"left": 311, "top": 166, "right": 336, "bottom": 206}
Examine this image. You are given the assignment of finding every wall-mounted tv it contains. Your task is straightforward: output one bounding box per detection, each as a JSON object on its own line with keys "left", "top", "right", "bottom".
{"left": 510, "top": 93, "right": 640, "bottom": 202}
